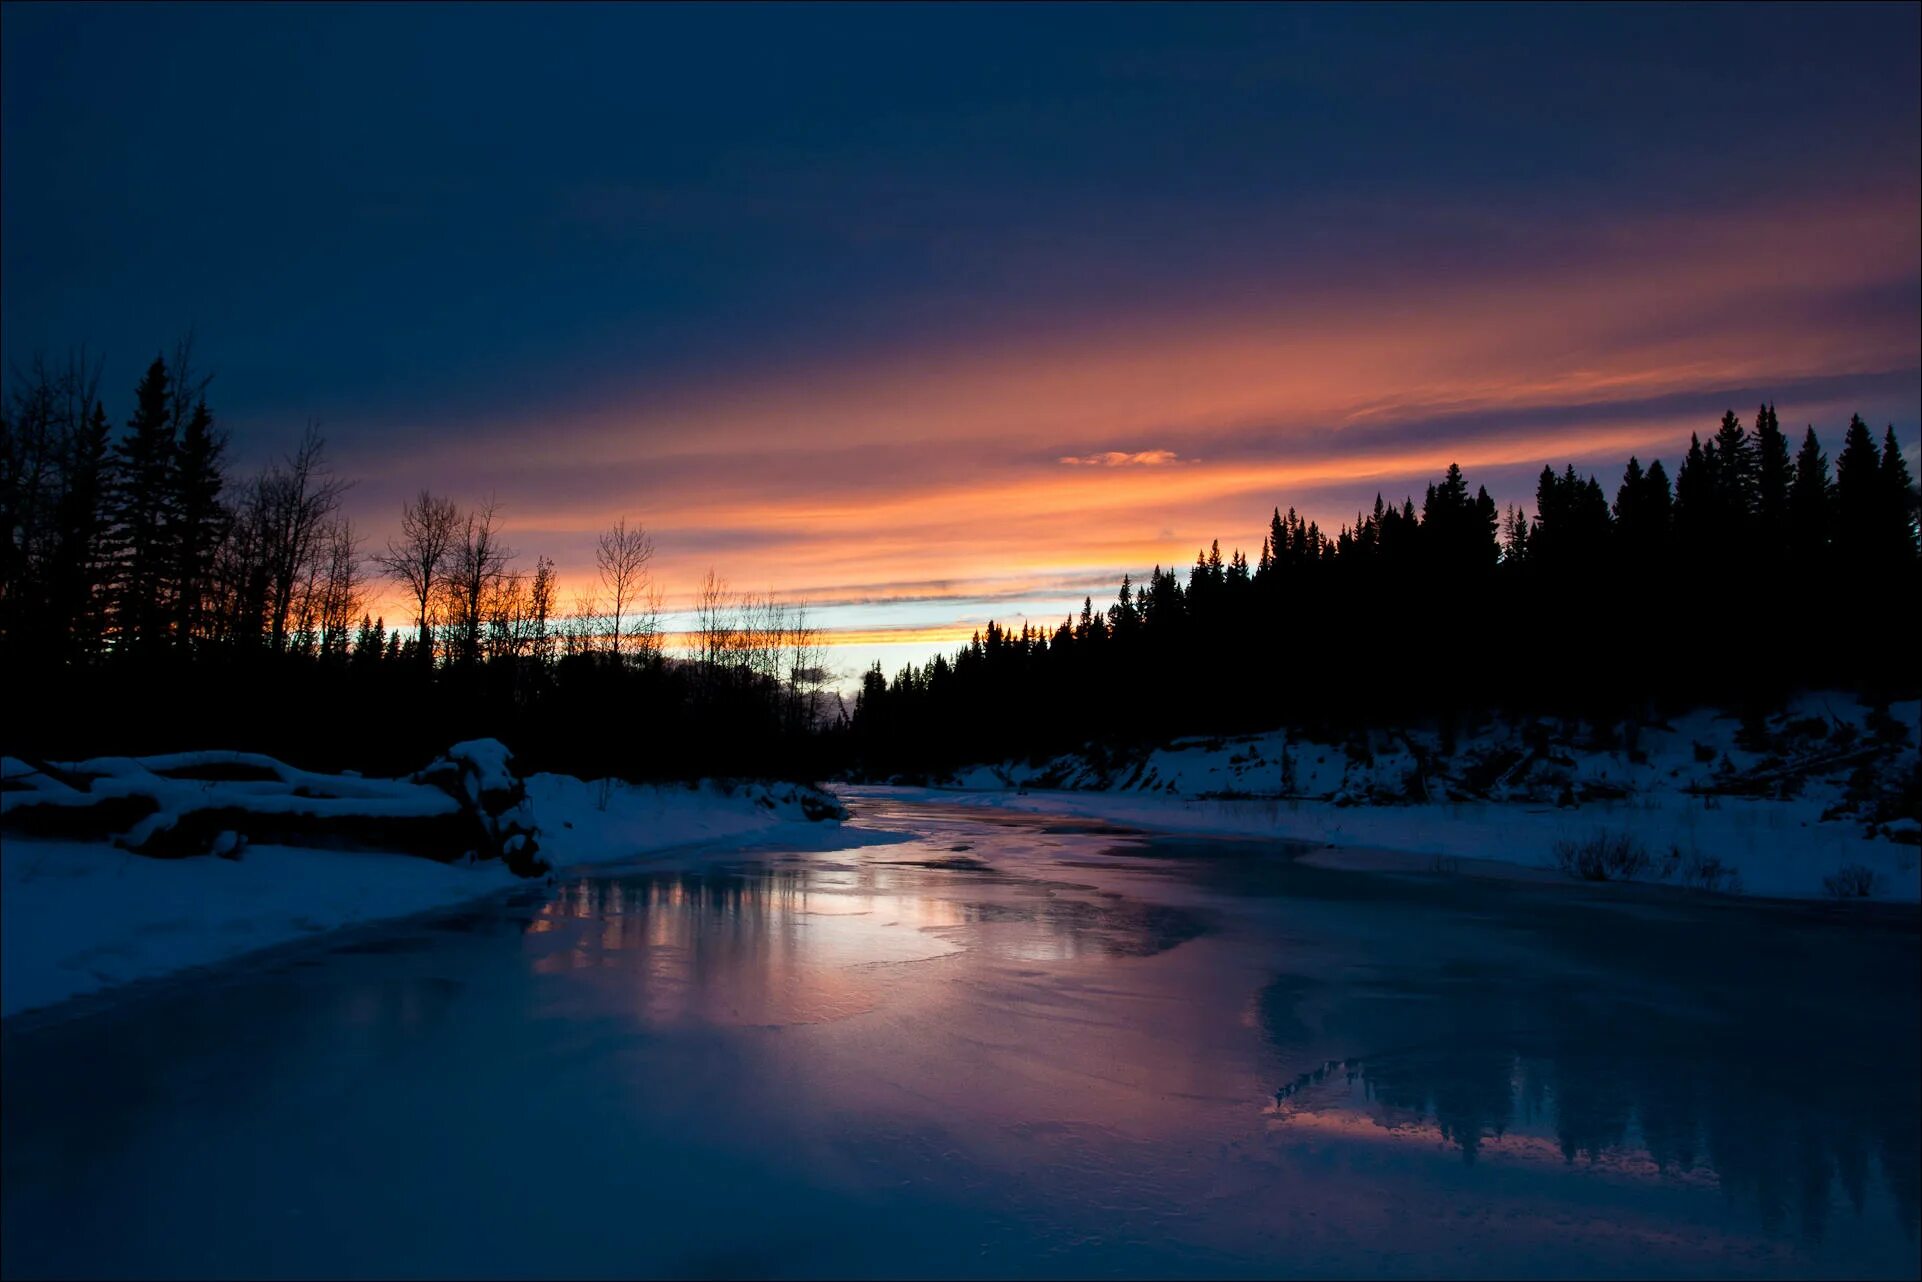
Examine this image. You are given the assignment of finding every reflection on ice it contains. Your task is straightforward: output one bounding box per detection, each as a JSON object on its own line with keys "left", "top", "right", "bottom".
{"left": 527, "top": 853, "right": 1212, "bottom": 1005}
{"left": 1258, "top": 971, "right": 1922, "bottom": 1246}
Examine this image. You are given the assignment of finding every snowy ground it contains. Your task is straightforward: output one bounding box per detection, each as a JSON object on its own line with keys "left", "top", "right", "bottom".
{"left": 885, "top": 693, "right": 1922, "bottom": 906}
{"left": 0, "top": 775, "right": 850, "bottom": 1018}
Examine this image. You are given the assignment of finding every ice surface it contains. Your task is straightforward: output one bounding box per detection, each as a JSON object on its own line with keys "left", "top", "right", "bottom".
{"left": 2, "top": 794, "right": 1914, "bottom": 1279}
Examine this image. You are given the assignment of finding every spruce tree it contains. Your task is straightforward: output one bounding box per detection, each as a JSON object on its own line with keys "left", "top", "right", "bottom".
{"left": 1614, "top": 456, "right": 1673, "bottom": 562}
{"left": 1642, "top": 459, "right": 1673, "bottom": 533}
{"left": 1673, "top": 433, "right": 1712, "bottom": 556}
{"left": 1711, "top": 409, "right": 1757, "bottom": 521}
{"left": 171, "top": 397, "right": 227, "bottom": 649}
{"left": 106, "top": 356, "right": 181, "bottom": 654}
{"left": 1834, "top": 414, "right": 1882, "bottom": 567}
{"left": 1614, "top": 456, "right": 1646, "bottom": 525}
{"left": 1500, "top": 505, "right": 1530, "bottom": 566}
{"left": 39, "top": 399, "right": 114, "bottom": 658}
{"left": 1789, "top": 426, "right": 1832, "bottom": 563}
{"left": 1880, "top": 426, "right": 1918, "bottom": 563}
{"left": 1753, "top": 403, "right": 1793, "bottom": 551}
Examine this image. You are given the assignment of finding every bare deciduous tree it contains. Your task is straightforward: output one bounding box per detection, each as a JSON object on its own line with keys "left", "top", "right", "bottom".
{"left": 784, "top": 604, "right": 829, "bottom": 732}
{"left": 313, "top": 518, "right": 365, "bottom": 657}
{"left": 594, "top": 517, "right": 654, "bottom": 665}
{"left": 255, "top": 426, "right": 351, "bottom": 654}
{"left": 373, "top": 488, "right": 459, "bottom": 665}
{"left": 529, "top": 555, "right": 557, "bottom": 665}
{"left": 694, "top": 568, "right": 733, "bottom": 677}
{"left": 0, "top": 349, "right": 105, "bottom": 655}
{"left": 441, "top": 497, "right": 513, "bottom": 668}
{"left": 561, "top": 588, "right": 599, "bottom": 659}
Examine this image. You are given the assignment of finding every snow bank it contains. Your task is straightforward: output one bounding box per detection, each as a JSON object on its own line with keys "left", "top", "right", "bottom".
{"left": 864, "top": 786, "right": 1919, "bottom": 903}
{"left": 529, "top": 775, "right": 849, "bottom": 870}
{"left": 1, "top": 770, "right": 850, "bottom": 1018}
{"left": 894, "top": 693, "right": 1922, "bottom": 904}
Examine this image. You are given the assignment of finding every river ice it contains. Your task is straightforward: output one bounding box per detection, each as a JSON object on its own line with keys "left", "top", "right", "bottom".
{"left": 3, "top": 790, "right": 1916, "bottom": 1278}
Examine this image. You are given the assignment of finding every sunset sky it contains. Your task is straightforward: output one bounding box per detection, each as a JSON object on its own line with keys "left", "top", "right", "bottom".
{"left": 4, "top": 3, "right": 1918, "bottom": 682}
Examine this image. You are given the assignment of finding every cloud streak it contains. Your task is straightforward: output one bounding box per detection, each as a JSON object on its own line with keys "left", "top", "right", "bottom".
{"left": 1059, "top": 450, "right": 1182, "bottom": 467}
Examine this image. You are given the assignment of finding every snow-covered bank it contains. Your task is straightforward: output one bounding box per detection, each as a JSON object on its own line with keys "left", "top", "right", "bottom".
{"left": 1, "top": 774, "right": 849, "bottom": 1018}
{"left": 853, "top": 786, "right": 1920, "bottom": 903}
{"left": 526, "top": 773, "right": 854, "bottom": 871}
{"left": 875, "top": 693, "right": 1922, "bottom": 904}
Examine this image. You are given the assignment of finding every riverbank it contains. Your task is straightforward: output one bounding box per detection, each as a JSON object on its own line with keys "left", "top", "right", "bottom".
{"left": 849, "top": 783, "right": 1921, "bottom": 904}
{"left": 0, "top": 774, "right": 850, "bottom": 1018}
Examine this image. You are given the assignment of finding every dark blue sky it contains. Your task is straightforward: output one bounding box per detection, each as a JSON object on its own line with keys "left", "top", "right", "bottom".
{"left": 4, "top": 3, "right": 1918, "bottom": 668}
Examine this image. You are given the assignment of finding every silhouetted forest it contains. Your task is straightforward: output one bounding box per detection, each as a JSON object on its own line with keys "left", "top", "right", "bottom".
{"left": 4, "top": 346, "right": 1917, "bottom": 782}
{"left": 847, "top": 405, "right": 1920, "bottom": 774}
{"left": 0, "top": 347, "right": 833, "bottom": 778}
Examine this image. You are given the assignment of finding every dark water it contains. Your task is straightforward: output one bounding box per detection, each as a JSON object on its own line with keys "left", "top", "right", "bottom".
{"left": 3, "top": 790, "right": 1917, "bottom": 1278}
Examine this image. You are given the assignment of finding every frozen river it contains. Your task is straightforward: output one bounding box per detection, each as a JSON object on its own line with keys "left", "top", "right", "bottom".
{"left": 3, "top": 789, "right": 1917, "bottom": 1278}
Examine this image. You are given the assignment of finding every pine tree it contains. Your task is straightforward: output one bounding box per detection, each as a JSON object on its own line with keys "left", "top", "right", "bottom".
{"left": 171, "top": 397, "right": 228, "bottom": 649}
{"left": 1673, "top": 433, "right": 1712, "bottom": 556}
{"left": 1753, "top": 403, "right": 1793, "bottom": 551}
{"left": 46, "top": 399, "right": 113, "bottom": 657}
{"left": 106, "top": 356, "right": 182, "bottom": 654}
{"left": 1642, "top": 459, "right": 1673, "bottom": 535}
{"left": 1834, "top": 414, "right": 1882, "bottom": 567}
{"left": 1789, "top": 426, "right": 1832, "bottom": 563}
{"left": 1473, "top": 486, "right": 1497, "bottom": 565}
{"left": 1711, "top": 409, "right": 1757, "bottom": 522}
{"left": 1614, "top": 456, "right": 1646, "bottom": 522}
{"left": 1500, "top": 504, "right": 1530, "bottom": 566}
{"left": 352, "top": 613, "right": 387, "bottom": 670}
{"left": 1880, "top": 426, "right": 1918, "bottom": 563}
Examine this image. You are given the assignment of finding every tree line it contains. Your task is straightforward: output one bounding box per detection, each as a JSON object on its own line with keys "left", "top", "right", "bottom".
{"left": 846, "top": 405, "right": 1920, "bottom": 773}
{"left": 0, "top": 346, "right": 834, "bottom": 777}
{"left": 7, "top": 353, "right": 1915, "bottom": 781}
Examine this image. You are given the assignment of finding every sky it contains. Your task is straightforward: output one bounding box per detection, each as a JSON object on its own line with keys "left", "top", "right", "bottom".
{"left": 4, "top": 2, "right": 1918, "bottom": 683}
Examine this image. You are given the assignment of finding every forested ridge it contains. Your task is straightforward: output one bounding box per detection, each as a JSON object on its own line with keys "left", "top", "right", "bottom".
{"left": 847, "top": 405, "right": 1920, "bottom": 774}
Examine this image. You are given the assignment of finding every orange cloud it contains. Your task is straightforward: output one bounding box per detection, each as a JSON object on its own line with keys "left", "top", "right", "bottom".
{"left": 1058, "top": 450, "right": 1183, "bottom": 467}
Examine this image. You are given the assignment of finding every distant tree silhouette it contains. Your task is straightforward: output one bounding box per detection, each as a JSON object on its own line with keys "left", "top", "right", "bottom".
{"left": 1879, "top": 426, "right": 1919, "bottom": 565}
{"left": 171, "top": 396, "right": 227, "bottom": 649}
{"left": 595, "top": 517, "right": 656, "bottom": 665}
{"left": 1753, "top": 403, "right": 1793, "bottom": 555}
{"left": 1834, "top": 414, "right": 1884, "bottom": 573}
{"left": 376, "top": 488, "right": 459, "bottom": 667}
{"left": 443, "top": 498, "right": 511, "bottom": 670}
{"left": 47, "top": 398, "right": 114, "bottom": 658}
{"left": 1710, "top": 408, "right": 1757, "bottom": 528}
{"left": 1790, "top": 426, "right": 1833, "bottom": 565}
